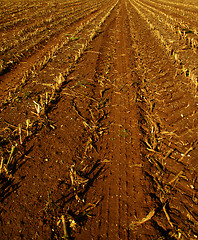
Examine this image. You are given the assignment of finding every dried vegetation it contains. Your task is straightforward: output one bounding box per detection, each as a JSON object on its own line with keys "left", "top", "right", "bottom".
{"left": 0, "top": 0, "right": 198, "bottom": 239}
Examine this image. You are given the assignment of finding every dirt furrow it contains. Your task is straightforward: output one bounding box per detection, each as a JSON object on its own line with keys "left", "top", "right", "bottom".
{"left": 76, "top": 1, "right": 161, "bottom": 239}
{"left": 126, "top": 0, "right": 198, "bottom": 238}
{"left": 0, "top": 1, "right": 119, "bottom": 239}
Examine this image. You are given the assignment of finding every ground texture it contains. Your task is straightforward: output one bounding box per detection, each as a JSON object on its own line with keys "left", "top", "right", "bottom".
{"left": 0, "top": 0, "right": 198, "bottom": 239}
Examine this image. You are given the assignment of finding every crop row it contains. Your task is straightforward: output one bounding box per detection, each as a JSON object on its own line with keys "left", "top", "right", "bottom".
{"left": 128, "top": 0, "right": 198, "bottom": 92}
{"left": 0, "top": 0, "right": 92, "bottom": 25}
{"left": 148, "top": 0, "right": 198, "bottom": 12}
{"left": 141, "top": 0, "right": 198, "bottom": 24}
{"left": 0, "top": 0, "right": 109, "bottom": 75}
{"left": 0, "top": 0, "right": 115, "bottom": 98}
{"left": 134, "top": 0, "right": 198, "bottom": 45}
{"left": 0, "top": 0, "right": 106, "bottom": 31}
{"left": 0, "top": 0, "right": 119, "bottom": 177}
{"left": 0, "top": 0, "right": 119, "bottom": 236}
{"left": 125, "top": 1, "right": 198, "bottom": 238}
{"left": 1, "top": 4, "right": 98, "bottom": 52}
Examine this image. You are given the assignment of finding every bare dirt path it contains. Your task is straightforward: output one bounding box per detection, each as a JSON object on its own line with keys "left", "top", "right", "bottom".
{"left": 76, "top": 1, "right": 164, "bottom": 239}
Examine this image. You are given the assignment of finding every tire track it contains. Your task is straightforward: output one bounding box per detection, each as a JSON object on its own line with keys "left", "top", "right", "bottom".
{"left": 77, "top": 1, "right": 160, "bottom": 239}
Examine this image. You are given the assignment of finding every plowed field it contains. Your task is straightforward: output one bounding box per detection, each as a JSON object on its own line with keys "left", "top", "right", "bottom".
{"left": 0, "top": 0, "right": 198, "bottom": 239}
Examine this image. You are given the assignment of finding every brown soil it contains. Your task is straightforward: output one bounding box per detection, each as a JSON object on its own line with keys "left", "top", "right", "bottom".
{"left": 0, "top": 0, "right": 198, "bottom": 239}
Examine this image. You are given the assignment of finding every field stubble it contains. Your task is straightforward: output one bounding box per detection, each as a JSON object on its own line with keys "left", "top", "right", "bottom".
{"left": 0, "top": 0, "right": 198, "bottom": 239}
